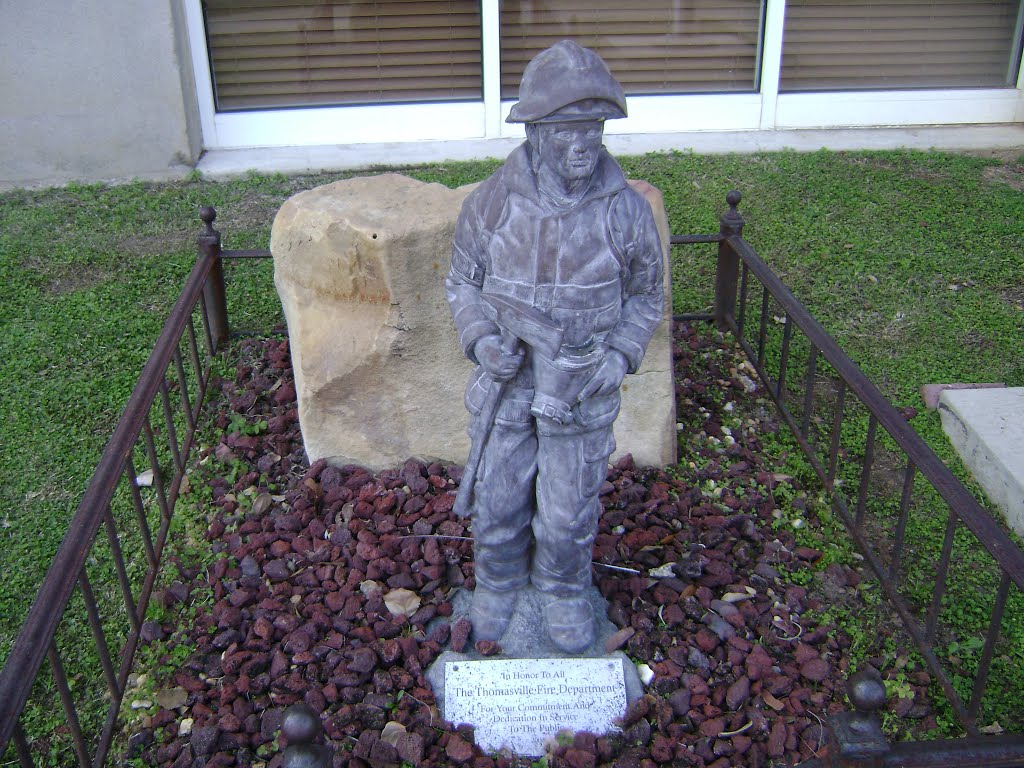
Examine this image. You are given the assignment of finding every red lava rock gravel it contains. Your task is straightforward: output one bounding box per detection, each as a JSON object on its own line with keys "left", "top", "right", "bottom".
{"left": 123, "top": 323, "right": 902, "bottom": 768}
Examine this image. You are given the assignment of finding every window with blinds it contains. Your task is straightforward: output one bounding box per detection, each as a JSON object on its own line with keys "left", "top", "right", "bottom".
{"left": 500, "top": 1, "right": 765, "bottom": 99}
{"left": 204, "top": 0, "right": 482, "bottom": 111}
{"left": 781, "top": 0, "right": 1024, "bottom": 91}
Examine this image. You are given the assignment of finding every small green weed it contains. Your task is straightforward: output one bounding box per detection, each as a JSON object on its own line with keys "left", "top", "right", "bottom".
{"left": 228, "top": 412, "right": 268, "bottom": 436}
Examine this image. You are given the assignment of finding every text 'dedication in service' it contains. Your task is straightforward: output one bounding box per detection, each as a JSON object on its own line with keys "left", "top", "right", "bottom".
{"left": 444, "top": 657, "right": 627, "bottom": 756}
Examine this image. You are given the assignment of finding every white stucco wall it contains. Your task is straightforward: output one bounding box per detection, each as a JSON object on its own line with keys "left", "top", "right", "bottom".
{"left": 0, "top": 0, "right": 200, "bottom": 188}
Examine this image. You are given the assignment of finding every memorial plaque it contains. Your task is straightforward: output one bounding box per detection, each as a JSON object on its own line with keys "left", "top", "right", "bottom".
{"left": 444, "top": 657, "right": 627, "bottom": 756}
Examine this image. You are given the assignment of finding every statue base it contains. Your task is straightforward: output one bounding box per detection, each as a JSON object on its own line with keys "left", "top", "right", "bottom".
{"left": 425, "top": 584, "right": 644, "bottom": 720}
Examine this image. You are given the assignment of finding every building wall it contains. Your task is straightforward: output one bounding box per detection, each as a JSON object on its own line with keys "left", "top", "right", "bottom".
{"left": 2, "top": 0, "right": 1021, "bottom": 187}
{"left": 0, "top": 0, "right": 200, "bottom": 188}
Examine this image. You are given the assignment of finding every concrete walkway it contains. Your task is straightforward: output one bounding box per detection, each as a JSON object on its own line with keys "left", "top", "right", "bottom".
{"left": 939, "top": 387, "right": 1024, "bottom": 536}
{"left": 196, "top": 124, "right": 1024, "bottom": 180}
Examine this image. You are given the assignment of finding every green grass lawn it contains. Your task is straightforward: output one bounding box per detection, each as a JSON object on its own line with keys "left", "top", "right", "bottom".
{"left": 1, "top": 150, "right": 1022, "bottom": 744}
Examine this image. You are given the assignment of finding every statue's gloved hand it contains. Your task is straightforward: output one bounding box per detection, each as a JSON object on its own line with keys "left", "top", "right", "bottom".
{"left": 474, "top": 334, "right": 524, "bottom": 382}
{"left": 578, "top": 349, "right": 628, "bottom": 401}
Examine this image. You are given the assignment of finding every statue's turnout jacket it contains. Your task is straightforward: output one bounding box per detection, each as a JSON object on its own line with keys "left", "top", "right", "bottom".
{"left": 445, "top": 139, "right": 664, "bottom": 604}
{"left": 449, "top": 143, "right": 663, "bottom": 423}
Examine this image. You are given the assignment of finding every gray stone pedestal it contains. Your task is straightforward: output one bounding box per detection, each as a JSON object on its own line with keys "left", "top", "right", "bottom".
{"left": 939, "top": 386, "right": 1024, "bottom": 535}
{"left": 425, "top": 585, "right": 643, "bottom": 751}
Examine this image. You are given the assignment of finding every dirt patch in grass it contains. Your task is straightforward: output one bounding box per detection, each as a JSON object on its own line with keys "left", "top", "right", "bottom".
{"left": 23, "top": 480, "right": 76, "bottom": 507}
{"left": 982, "top": 162, "right": 1024, "bottom": 193}
{"left": 40, "top": 263, "right": 114, "bottom": 295}
{"left": 998, "top": 283, "right": 1024, "bottom": 311}
{"left": 118, "top": 232, "right": 192, "bottom": 258}
{"left": 222, "top": 194, "right": 285, "bottom": 237}
{"left": 846, "top": 155, "right": 951, "bottom": 184}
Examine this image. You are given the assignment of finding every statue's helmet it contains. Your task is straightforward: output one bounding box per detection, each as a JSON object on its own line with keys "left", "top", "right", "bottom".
{"left": 506, "top": 40, "right": 627, "bottom": 124}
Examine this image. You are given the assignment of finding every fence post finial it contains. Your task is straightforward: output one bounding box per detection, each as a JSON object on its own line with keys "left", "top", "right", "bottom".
{"left": 197, "top": 204, "right": 229, "bottom": 351}
{"left": 828, "top": 668, "right": 890, "bottom": 766}
{"left": 713, "top": 189, "right": 745, "bottom": 330}
{"left": 199, "top": 206, "right": 218, "bottom": 238}
{"left": 281, "top": 702, "right": 333, "bottom": 768}
{"left": 722, "top": 189, "right": 743, "bottom": 235}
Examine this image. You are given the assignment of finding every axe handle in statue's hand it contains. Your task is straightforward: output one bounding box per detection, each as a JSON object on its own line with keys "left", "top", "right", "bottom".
{"left": 453, "top": 329, "right": 521, "bottom": 518}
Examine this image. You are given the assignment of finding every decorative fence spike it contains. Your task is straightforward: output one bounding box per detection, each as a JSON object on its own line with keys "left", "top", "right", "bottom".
{"left": 281, "top": 702, "right": 333, "bottom": 768}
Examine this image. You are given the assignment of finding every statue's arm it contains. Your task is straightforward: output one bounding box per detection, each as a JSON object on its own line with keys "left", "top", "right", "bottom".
{"left": 446, "top": 187, "right": 500, "bottom": 364}
{"left": 605, "top": 189, "right": 666, "bottom": 373}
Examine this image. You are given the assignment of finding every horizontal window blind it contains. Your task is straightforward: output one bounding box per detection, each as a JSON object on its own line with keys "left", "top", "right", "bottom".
{"left": 781, "top": 0, "right": 1023, "bottom": 91}
{"left": 500, "top": 0, "right": 764, "bottom": 99}
{"left": 204, "top": 0, "right": 482, "bottom": 111}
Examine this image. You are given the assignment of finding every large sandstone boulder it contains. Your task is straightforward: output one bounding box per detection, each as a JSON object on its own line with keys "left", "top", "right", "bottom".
{"left": 272, "top": 173, "right": 675, "bottom": 471}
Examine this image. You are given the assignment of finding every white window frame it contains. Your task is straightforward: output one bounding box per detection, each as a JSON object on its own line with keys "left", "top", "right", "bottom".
{"left": 184, "top": 0, "right": 1024, "bottom": 151}
{"left": 183, "top": 0, "right": 489, "bottom": 148}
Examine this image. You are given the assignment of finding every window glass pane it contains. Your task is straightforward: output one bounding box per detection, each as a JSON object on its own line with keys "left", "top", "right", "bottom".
{"left": 781, "top": 0, "right": 1024, "bottom": 92}
{"left": 500, "top": 1, "right": 764, "bottom": 100}
{"left": 205, "top": 0, "right": 482, "bottom": 111}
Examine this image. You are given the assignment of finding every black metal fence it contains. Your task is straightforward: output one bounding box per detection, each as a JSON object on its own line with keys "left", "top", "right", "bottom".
{"left": 676, "top": 193, "right": 1024, "bottom": 767}
{"left": 0, "top": 209, "right": 242, "bottom": 767}
{"left": 1, "top": 195, "right": 1021, "bottom": 767}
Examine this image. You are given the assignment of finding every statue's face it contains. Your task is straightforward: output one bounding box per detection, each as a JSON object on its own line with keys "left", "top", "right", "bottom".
{"left": 535, "top": 120, "right": 604, "bottom": 182}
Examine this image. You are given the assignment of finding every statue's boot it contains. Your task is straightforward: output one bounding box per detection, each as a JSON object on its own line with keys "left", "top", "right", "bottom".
{"left": 532, "top": 506, "right": 599, "bottom": 653}
{"left": 543, "top": 595, "right": 594, "bottom": 653}
{"left": 471, "top": 541, "right": 529, "bottom": 641}
{"left": 470, "top": 586, "right": 519, "bottom": 641}
{"left": 532, "top": 539, "right": 596, "bottom": 653}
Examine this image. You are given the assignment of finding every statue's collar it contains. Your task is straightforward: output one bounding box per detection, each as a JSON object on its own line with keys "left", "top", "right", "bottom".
{"left": 503, "top": 142, "right": 627, "bottom": 206}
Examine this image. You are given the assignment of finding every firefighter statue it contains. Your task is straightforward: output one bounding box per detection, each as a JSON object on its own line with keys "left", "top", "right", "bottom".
{"left": 446, "top": 40, "right": 664, "bottom": 653}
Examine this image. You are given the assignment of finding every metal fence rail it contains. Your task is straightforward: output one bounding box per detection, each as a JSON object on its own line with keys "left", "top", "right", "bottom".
{"left": 0, "top": 209, "right": 253, "bottom": 766}
{"left": 679, "top": 192, "right": 1022, "bottom": 765}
